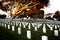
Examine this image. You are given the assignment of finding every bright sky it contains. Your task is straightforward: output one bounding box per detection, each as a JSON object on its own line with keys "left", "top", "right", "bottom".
{"left": 41, "top": 0, "right": 60, "bottom": 14}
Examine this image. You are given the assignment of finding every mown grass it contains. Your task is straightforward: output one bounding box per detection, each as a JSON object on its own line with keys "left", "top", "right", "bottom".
{"left": 0, "top": 23, "right": 60, "bottom": 40}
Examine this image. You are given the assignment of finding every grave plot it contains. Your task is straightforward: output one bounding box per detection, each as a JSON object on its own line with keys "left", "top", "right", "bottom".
{"left": 41, "top": 35, "right": 48, "bottom": 40}
{"left": 0, "top": 19, "right": 60, "bottom": 40}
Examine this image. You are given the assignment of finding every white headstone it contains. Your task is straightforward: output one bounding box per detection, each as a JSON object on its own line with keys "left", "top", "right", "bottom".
{"left": 18, "top": 27, "right": 21, "bottom": 34}
{"left": 52, "top": 24, "right": 54, "bottom": 27}
{"left": 12, "top": 26, "right": 15, "bottom": 31}
{"left": 57, "top": 25, "right": 60, "bottom": 28}
{"left": 55, "top": 25, "right": 57, "bottom": 29}
{"left": 42, "top": 35, "right": 48, "bottom": 40}
{"left": 28, "top": 23, "right": 31, "bottom": 29}
{"left": 5, "top": 24, "right": 6, "bottom": 28}
{"left": 54, "top": 30, "right": 59, "bottom": 36}
{"left": 50, "top": 24, "right": 54, "bottom": 27}
{"left": 16, "top": 22, "right": 18, "bottom": 26}
{"left": 22, "top": 22, "right": 25, "bottom": 28}
{"left": 8, "top": 25, "right": 10, "bottom": 29}
{"left": 47, "top": 24, "right": 51, "bottom": 28}
{"left": 25, "top": 23, "right": 28, "bottom": 26}
{"left": 35, "top": 26, "right": 37, "bottom": 31}
{"left": 27, "top": 30, "right": 31, "bottom": 39}
{"left": 43, "top": 24, "right": 46, "bottom": 33}
{"left": 14, "top": 23, "right": 15, "bottom": 26}
{"left": 50, "top": 27, "right": 53, "bottom": 31}
{"left": 31, "top": 23, "right": 35, "bottom": 27}
{"left": 23, "top": 25, "right": 26, "bottom": 28}
{"left": 38, "top": 24, "right": 42, "bottom": 28}
{"left": 11, "top": 23, "right": 12, "bottom": 25}
{"left": 19, "top": 23, "right": 21, "bottom": 27}
{"left": 47, "top": 24, "right": 53, "bottom": 31}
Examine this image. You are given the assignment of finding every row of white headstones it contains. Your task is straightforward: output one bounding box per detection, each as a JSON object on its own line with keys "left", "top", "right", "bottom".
{"left": 0, "top": 22, "right": 60, "bottom": 40}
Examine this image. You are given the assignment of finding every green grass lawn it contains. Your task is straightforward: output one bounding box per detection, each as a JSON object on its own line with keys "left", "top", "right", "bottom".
{"left": 0, "top": 23, "right": 60, "bottom": 40}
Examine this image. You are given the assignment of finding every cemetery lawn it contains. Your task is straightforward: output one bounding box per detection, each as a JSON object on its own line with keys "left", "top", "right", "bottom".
{"left": 0, "top": 24, "right": 60, "bottom": 40}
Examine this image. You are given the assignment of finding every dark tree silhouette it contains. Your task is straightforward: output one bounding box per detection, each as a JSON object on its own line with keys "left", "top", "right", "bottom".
{"left": 53, "top": 11, "right": 60, "bottom": 21}
{"left": 32, "top": 0, "right": 49, "bottom": 7}
{"left": 0, "top": 15, "right": 6, "bottom": 19}
{"left": 39, "top": 0, "right": 49, "bottom": 6}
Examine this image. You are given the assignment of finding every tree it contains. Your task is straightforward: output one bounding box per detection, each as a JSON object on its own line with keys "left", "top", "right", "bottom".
{"left": 10, "top": 0, "right": 49, "bottom": 18}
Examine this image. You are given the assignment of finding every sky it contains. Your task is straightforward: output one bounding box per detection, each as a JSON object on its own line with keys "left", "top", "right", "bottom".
{"left": 41, "top": 0, "right": 60, "bottom": 14}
